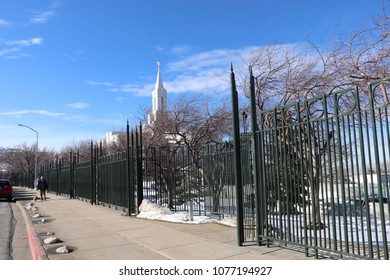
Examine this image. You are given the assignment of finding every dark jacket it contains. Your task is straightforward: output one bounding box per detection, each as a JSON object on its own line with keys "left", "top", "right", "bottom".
{"left": 37, "top": 178, "right": 48, "bottom": 191}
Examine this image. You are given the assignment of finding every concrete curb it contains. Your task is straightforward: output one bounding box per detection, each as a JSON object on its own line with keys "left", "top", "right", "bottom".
{"left": 16, "top": 201, "right": 48, "bottom": 260}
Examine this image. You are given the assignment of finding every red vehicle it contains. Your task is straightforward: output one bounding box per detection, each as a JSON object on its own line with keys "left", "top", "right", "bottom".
{"left": 0, "top": 179, "right": 13, "bottom": 202}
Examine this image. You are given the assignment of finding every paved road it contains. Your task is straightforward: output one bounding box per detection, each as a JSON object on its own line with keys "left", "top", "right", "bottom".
{"left": 0, "top": 202, "right": 13, "bottom": 259}
{"left": 0, "top": 188, "right": 34, "bottom": 260}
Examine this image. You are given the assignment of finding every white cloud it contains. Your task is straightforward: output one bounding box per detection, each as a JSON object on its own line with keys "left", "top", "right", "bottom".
{"left": 0, "top": 19, "right": 10, "bottom": 26}
{"left": 3, "top": 37, "right": 44, "bottom": 47}
{"left": 108, "top": 83, "right": 154, "bottom": 97}
{"left": 160, "top": 47, "right": 257, "bottom": 94}
{"left": 167, "top": 47, "right": 256, "bottom": 73}
{"left": 165, "top": 70, "right": 229, "bottom": 94}
{"left": 50, "top": 0, "right": 63, "bottom": 9}
{"left": 28, "top": 0, "right": 62, "bottom": 24}
{"left": 87, "top": 47, "right": 248, "bottom": 97}
{"left": 169, "top": 45, "right": 194, "bottom": 56}
{"left": 0, "top": 37, "right": 43, "bottom": 58}
{"left": 62, "top": 49, "right": 87, "bottom": 62}
{"left": 0, "top": 47, "right": 19, "bottom": 57}
{"left": 87, "top": 80, "right": 154, "bottom": 97}
{"left": 167, "top": 49, "right": 234, "bottom": 72}
{"left": 31, "top": 37, "right": 44, "bottom": 45}
{"left": 0, "top": 37, "right": 43, "bottom": 46}
{"left": 29, "top": 10, "right": 56, "bottom": 24}
{"left": 0, "top": 110, "right": 66, "bottom": 118}
{"left": 67, "top": 102, "right": 90, "bottom": 109}
{"left": 87, "top": 81, "right": 113, "bottom": 87}
{"left": 86, "top": 45, "right": 288, "bottom": 98}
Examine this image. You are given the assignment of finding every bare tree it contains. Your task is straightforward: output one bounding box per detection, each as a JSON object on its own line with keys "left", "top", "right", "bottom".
{"left": 238, "top": 1, "right": 389, "bottom": 112}
{"left": 238, "top": 44, "right": 337, "bottom": 112}
{"left": 0, "top": 143, "right": 56, "bottom": 175}
{"left": 0, "top": 144, "right": 36, "bottom": 174}
{"left": 59, "top": 140, "right": 93, "bottom": 165}
{"left": 144, "top": 95, "right": 231, "bottom": 162}
{"left": 236, "top": 2, "right": 389, "bottom": 229}
{"left": 142, "top": 95, "right": 232, "bottom": 209}
{"left": 333, "top": 4, "right": 389, "bottom": 83}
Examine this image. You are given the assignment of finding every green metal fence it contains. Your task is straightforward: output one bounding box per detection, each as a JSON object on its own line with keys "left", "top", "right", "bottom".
{"left": 97, "top": 151, "right": 130, "bottom": 209}
{"left": 14, "top": 124, "right": 138, "bottom": 214}
{"left": 203, "top": 142, "right": 236, "bottom": 216}
{"left": 74, "top": 160, "right": 93, "bottom": 201}
{"left": 231, "top": 66, "right": 390, "bottom": 259}
{"left": 14, "top": 123, "right": 241, "bottom": 219}
{"left": 142, "top": 143, "right": 243, "bottom": 216}
{"left": 143, "top": 146, "right": 203, "bottom": 213}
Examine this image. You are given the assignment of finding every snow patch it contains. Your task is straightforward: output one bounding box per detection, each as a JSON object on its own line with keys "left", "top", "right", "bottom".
{"left": 137, "top": 199, "right": 236, "bottom": 226}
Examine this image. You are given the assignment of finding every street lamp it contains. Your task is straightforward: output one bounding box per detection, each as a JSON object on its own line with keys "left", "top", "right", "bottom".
{"left": 242, "top": 111, "right": 248, "bottom": 134}
{"left": 18, "top": 124, "right": 39, "bottom": 187}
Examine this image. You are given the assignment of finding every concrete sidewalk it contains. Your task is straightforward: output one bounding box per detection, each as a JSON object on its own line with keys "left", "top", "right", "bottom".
{"left": 15, "top": 187, "right": 322, "bottom": 260}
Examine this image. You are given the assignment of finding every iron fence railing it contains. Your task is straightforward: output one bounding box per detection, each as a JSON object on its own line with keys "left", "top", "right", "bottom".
{"left": 97, "top": 151, "right": 130, "bottom": 209}
{"left": 14, "top": 125, "right": 241, "bottom": 220}
{"left": 231, "top": 66, "right": 390, "bottom": 260}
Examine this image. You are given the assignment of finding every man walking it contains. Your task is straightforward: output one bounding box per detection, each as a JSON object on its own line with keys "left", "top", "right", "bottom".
{"left": 37, "top": 175, "right": 48, "bottom": 201}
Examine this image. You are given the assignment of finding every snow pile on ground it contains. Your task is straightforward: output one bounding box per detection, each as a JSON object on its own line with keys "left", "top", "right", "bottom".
{"left": 137, "top": 199, "right": 236, "bottom": 226}
{"left": 216, "top": 217, "right": 237, "bottom": 227}
{"left": 138, "top": 199, "right": 174, "bottom": 218}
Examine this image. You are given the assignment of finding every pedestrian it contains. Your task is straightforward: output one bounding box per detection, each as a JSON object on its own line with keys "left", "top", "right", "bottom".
{"left": 37, "top": 175, "right": 48, "bottom": 201}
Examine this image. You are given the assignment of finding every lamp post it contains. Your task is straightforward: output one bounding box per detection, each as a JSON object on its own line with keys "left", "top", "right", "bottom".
{"left": 242, "top": 111, "right": 248, "bottom": 134}
{"left": 18, "top": 124, "right": 39, "bottom": 187}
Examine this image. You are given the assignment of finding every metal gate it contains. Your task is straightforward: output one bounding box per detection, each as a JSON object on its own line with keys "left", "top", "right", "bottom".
{"left": 231, "top": 66, "right": 390, "bottom": 259}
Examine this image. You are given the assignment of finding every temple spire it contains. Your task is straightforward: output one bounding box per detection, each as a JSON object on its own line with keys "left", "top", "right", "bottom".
{"left": 149, "top": 62, "right": 168, "bottom": 125}
{"left": 155, "top": 61, "right": 164, "bottom": 91}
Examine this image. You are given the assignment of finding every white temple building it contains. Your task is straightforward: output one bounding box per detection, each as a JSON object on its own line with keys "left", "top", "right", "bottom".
{"left": 145, "top": 62, "right": 184, "bottom": 144}
{"left": 103, "top": 62, "right": 184, "bottom": 147}
{"left": 103, "top": 62, "right": 169, "bottom": 146}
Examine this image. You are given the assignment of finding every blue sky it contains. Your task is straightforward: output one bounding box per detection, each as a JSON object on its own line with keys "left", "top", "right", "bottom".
{"left": 0, "top": 0, "right": 385, "bottom": 151}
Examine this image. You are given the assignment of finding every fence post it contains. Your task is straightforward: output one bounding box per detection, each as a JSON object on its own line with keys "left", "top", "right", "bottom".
{"left": 139, "top": 123, "right": 143, "bottom": 205}
{"left": 70, "top": 151, "right": 75, "bottom": 199}
{"left": 126, "top": 121, "right": 134, "bottom": 215}
{"left": 368, "top": 80, "right": 389, "bottom": 259}
{"left": 57, "top": 158, "right": 61, "bottom": 195}
{"left": 248, "top": 67, "right": 265, "bottom": 245}
{"left": 90, "top": 141, "right": 95, "bottom": 205}
{"left": 136, "top": 125, "right": 144, "bottom": 210}
{"left": 55, "top": 157, "right": 59, "bottom": 195}
{"left": 230, "top": 64, "right": 244, "bottom": 246}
